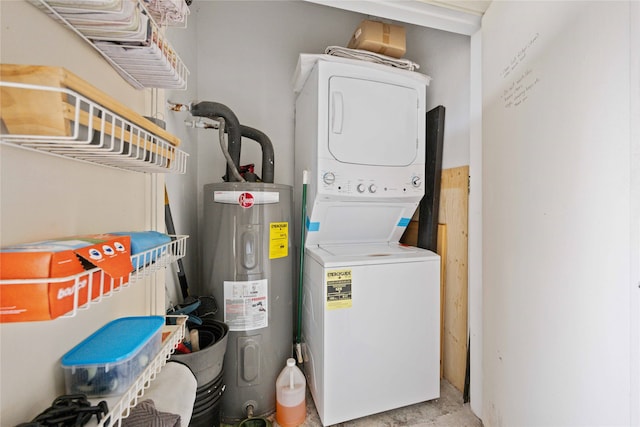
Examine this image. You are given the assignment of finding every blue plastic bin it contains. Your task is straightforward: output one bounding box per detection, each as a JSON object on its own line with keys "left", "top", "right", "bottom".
{"left": 61, "top": 316, "right": 164, "bottom": 397}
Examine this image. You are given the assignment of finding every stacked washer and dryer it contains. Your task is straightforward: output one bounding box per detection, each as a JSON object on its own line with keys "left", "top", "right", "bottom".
{"left": 293, "top": 55, "right": 441, "bottom": 426}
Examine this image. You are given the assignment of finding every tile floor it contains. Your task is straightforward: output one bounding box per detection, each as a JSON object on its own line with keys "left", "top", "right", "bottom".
{"left": 263, "top": 379, "right": 483, "bottom": 427}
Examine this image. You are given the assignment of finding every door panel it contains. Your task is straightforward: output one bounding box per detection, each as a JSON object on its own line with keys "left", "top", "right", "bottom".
{"left": 328, "top": 76, "right": 418, "bottom": 166}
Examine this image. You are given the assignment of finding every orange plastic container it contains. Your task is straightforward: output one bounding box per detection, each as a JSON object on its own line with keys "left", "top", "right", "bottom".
{"left": 275, "top": 358, "right": 306, "bottom": 427}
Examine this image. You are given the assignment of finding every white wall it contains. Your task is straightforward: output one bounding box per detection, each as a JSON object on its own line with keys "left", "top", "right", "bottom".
{"left": 482, "top": 2, "right": 637, "bottom": 426}
{"left": 164, "top": 20, "right": 200, "bottom": 301}
{"left": 632, "top": 3, "right": 640, "bottom": 423}
{"left": 468, "top": 28, "right": 483, "bottom": 418}
{"left": 408, "top": 25, "right": 470, "bottom": 168}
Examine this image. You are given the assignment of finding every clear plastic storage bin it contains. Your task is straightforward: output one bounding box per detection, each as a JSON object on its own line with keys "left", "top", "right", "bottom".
{"left": 61, "top": 316, "right": 164, "bottom": 397}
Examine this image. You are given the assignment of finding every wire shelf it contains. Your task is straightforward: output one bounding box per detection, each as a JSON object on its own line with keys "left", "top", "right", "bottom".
{"left": 0, "top": 235, "right": 188, "bottom": 318}
{"left": 30, "top": 0, "right": 189, "bottom": 90}
{"left": 93, "top": 315, "right": 187, "bottom": 427}
{"left": 0, "top": 81, "right": 188, "bottom": 173}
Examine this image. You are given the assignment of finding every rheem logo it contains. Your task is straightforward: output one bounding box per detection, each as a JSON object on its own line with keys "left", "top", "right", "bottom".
{"left": 239, "top": 192, "right": 254, "bottom": 208}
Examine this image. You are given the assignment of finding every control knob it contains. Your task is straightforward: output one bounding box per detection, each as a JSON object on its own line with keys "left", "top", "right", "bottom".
{"left": 323, "top": 172, "right": 336, "bottom": 185}
{"left": 411, "top": 175, "right": 422, "bottom": 188}
{"left": 356, "top": 184, "right": 366, "bottom": 193}
{"left": 368, "top": 184, "right": 377, "bottom": 193}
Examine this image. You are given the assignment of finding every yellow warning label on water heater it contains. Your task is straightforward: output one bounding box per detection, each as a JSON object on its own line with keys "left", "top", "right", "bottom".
{"left": 326, "top": 269, "right": 352, "bottom": 310}
{"left": 269, "top": 222, "right": 288, "bottom": 259}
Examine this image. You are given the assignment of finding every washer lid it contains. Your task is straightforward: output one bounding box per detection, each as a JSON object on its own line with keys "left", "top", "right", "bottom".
{"left": 307, "top": 242, "right": 439, "bottom": 266}
{"left": 304, "top": 201, "right": 418, "bottom": 247}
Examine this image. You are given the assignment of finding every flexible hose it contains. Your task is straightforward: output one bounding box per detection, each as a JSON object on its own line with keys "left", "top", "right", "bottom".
{"left": 189, "top": 101, "right": 274, "bottom": 183}
{"left": 190, "top": 101, "right": 242, "bottom": 182}
{"left": 218, "top": 118, "right": 245, "bottom": 183}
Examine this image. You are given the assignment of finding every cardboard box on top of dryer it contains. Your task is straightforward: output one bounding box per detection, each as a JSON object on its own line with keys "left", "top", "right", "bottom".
{"left": 0, "top": 234, "right": 133, "bottom": 322}
{"left": 347, "top": 19, "right": 406, "bottom": 59}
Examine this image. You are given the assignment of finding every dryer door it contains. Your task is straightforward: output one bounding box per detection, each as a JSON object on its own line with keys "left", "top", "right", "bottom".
{"left": 328, "top": 76, "right": 420, "bottom": 166}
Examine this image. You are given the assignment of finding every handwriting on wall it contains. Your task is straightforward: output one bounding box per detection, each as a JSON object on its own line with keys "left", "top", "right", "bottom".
{"left": 501, "top": 33, "right": 541, "bottom": 109}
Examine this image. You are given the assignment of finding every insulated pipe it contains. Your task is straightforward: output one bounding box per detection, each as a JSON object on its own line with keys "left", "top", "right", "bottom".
{"left": 239, "top": 125, "right": 275, "bottom": 184}
{"left": 190, "top": 101, "right": 242, "bottom": 182}
{"left": 192, "top": 121, "right": 275, "bottom": 183}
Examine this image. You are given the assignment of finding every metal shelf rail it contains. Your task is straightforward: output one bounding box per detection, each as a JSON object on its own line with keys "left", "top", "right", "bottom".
{"left": 0, "top": 235, "right": 189, "bottom": 318}
{"left": 0, "top": 81, "right": 188, "bottom": 173}
{"left": 95, "top": 315, "right": 188, "bottom": 427}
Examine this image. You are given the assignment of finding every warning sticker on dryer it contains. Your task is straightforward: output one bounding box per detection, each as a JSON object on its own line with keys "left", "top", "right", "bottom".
{"left": 326, "top": 269, "right": 352, "bottom": 310}
{"left": 223, "top": 279, "right": 268, "bottom": 331}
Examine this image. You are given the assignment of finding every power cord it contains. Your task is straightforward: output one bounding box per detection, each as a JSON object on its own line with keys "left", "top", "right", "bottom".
{"left": 15, "top": 394, "right": 109, "bottom": 427}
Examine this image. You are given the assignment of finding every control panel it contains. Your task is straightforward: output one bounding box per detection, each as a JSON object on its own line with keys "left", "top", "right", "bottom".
{"left": 317, "top": 167, "right": 424, "bottom": 198}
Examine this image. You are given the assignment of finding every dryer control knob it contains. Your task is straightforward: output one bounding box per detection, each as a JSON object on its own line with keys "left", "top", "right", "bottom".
{"left": 368, "top": 184, "right": 377, "bottom": 193}
{"left": 323, "top": 172, "right": 336, "bottom": 185}
{"left": 411, "top": 176, "right": 422, "bottom": 188}
{"left": 357, "top": 184, "right": 366, "bottom": 193}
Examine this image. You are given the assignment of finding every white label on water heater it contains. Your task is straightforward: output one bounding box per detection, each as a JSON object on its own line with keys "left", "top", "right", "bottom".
{"left": 214, "top": 191, "right": 280, "bottom": 205}
{"left": 223, "top": 279, "right": 268, "bottom": 331}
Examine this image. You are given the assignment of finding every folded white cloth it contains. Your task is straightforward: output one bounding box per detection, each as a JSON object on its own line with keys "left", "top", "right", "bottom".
{"left": 292, "top": 53, "right": 431, "bottom": 94}
{"left": 324, "top": 45, "right": 420, "bottom": 71}
{"left": 141, "top": 361, "right": 197, "bottom": 424}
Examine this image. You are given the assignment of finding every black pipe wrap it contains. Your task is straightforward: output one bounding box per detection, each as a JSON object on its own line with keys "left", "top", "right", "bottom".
{"left": 190, "top": 101, "right": 242, "bottom": 182}
{"left": 240, "top": 125, "right": 275, "bottom": 184}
